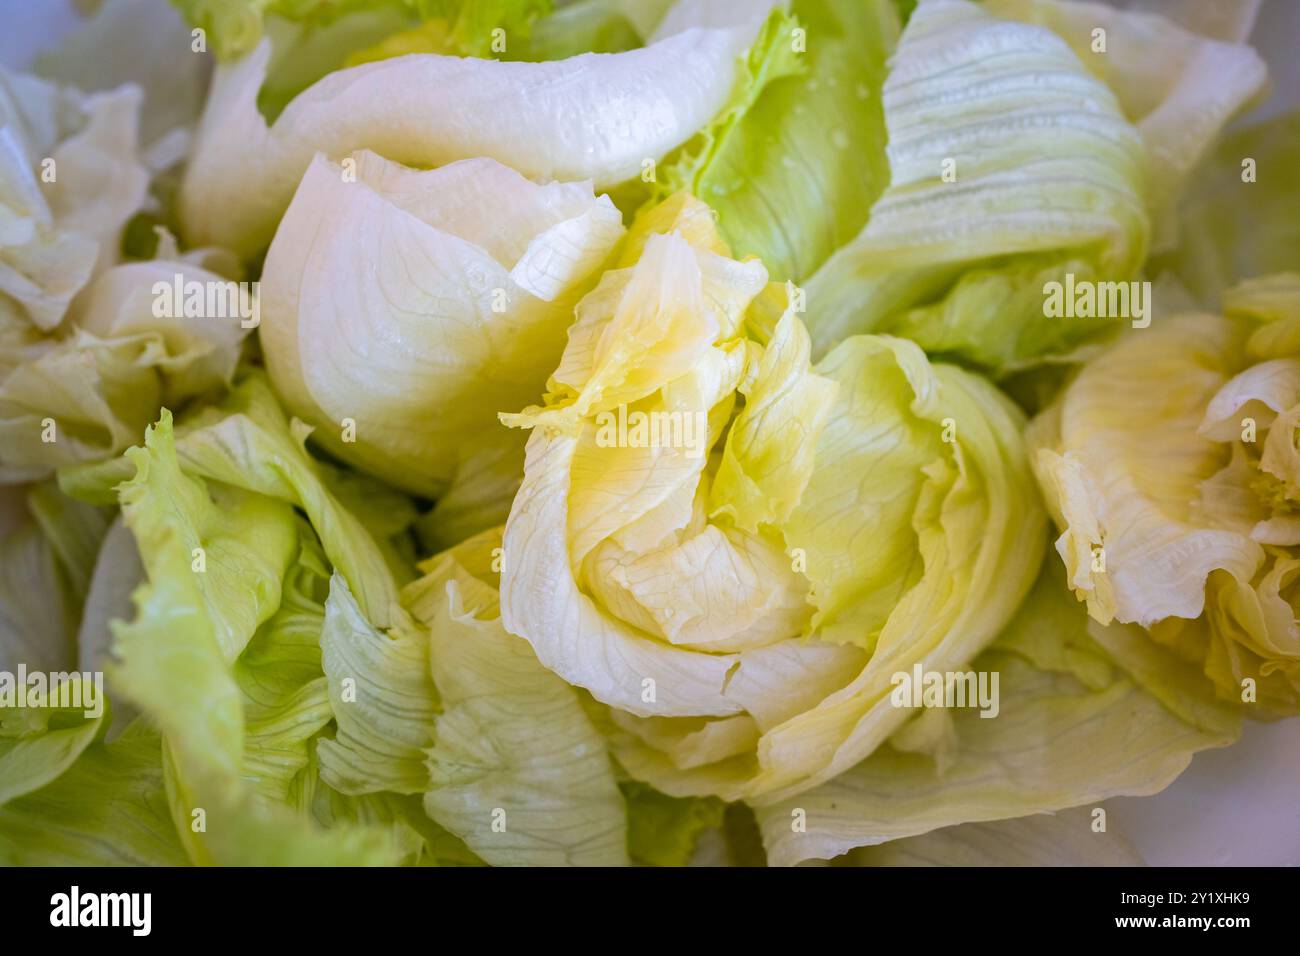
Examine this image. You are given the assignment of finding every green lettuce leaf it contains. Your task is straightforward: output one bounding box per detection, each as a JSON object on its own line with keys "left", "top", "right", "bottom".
{"left": 0, "top": 721, "right": 188, "bottom": 866}
{"left": 250, "top": 1, "right": 559, "bottom": 123}
{"left": 104, "top": 408, "right": 410, "bottom": 864}
{"left": 170, "top": 0, "right": 553, "bottom": 63}
{"left": 0, "top": 683, "right": 105, "bottom": 808}
{"left": 509, "top": 0, "right": 654, "bottom": 60}
{"left": 61, "top": 370, "right": 406, "bottom": 626}
{"left": 662, "top": 0, "right": 899, "bottom": 283}
{"left": 985, "top": 0, "right": 1268, "bottom": 249}
{"left": 802, "top": 0, "right": 1151, "bottom": 369}
{"left": 799, "top": 0, "right": 1264, "bottom": 372}
{"left": 319, "top": 527, "right": 630, "bottom": 865}
{"left": 290, "top": 742, "right": 476, "bottom": 865}
{"left": 622, "top": 780, "right": 724, "bottom": 867}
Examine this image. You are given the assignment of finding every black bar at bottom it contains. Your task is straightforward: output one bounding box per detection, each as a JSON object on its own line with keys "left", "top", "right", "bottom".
{"left": 0, "top": 866, "right": 1279, "bottom": 942}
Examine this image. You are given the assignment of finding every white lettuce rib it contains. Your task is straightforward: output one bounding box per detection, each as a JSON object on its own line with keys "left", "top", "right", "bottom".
{"left": 180, "top": 25, "right": 758, "bottom": 255}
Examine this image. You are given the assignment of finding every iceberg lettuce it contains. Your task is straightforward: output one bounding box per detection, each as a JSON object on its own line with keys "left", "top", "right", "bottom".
{"left": 3, "top": 0, "right": 1293, "bottom": 870}
{"left": 498, "top": 194, "right": 1047, "bottom": 803}
{"left": 1030, "top": 273, "right": 1300, "bottom": 716}
{"left": 7, "top": 377, "right": 428, "bottom": 863}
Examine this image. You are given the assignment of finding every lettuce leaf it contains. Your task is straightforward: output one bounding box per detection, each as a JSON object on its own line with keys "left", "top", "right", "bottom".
{"left": 754, "top": 564, "right": 1239, "bottom": 866}
{"left": 836, "top": 806, "right": 1142, "bottom": 867}
{"left": 802, "top": 0, "right": 1150, "bottom": 369}
{"left": 0, "top": 484, "right": 112, "bottom": 807}
{"left": 38, "top": 0, "right": 210, "bottom": 148}
{"left": 662, "top": 0, "right": 899, "bottom": 283}
{"left": 258, "top": 151, "right": 624, "bottom": 502}
{"left": 416, "top": 531, "right": 629, "bottom": 865}
{"left": 106, "top": 411, "right": 406, "bottom": 864}
{"left": 623, "top": 780, "right": 725, "bottom": 867}
{"left": 0, "top": 721, "right": 188, "bottom": 866}
{"left": 61, "top": 371, "right": 407, "bottom": 627}
{"left": 801, "top": 0, "right": 1263, "bottom": 371}
{"left": 319, "top": 527, "right": 630, "bottom": 865}
{"left": 316, "top": 574, "right": 437, "bottom": 796}
{"left": 1029, "top": 277, "right": 1300, "bottom": 716}
{"left": 500, "top": 193, "right": 1044, "bottom": 806}
{"left": 0, "top": 685, "right": 105, "bottom": 808}
{"left": 1151, "top": 110, "right": 1300, "bottom": 306}
{"left": 179, "top": 11, "right": 771, "bottom": 255}
{"left": 171, "top": 0, "right": 553, "bottom": 62}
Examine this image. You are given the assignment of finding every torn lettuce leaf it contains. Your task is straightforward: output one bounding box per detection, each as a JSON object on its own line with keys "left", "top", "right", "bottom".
{"left": 0, "top": 60, "right": 256, "bottom": 481}
{"left": 20, "top": 377, "right": 426, "bottom": 864}
{"left": 0, "top": 68, "right": 147, "bottom": 320}
{"left": 107, "top": 410, "right": 408, "bottom": 864}
{"left": 59, "top": 370, "right": 409, "bottom": 627}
